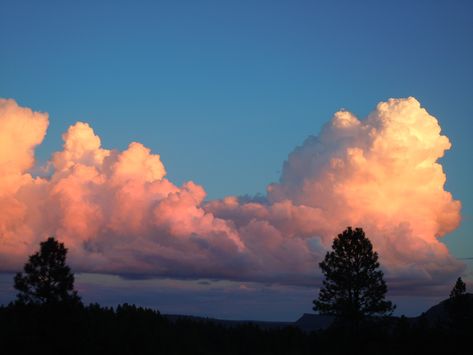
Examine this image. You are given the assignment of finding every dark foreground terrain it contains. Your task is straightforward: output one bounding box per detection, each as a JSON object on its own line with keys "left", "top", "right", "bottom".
{"left": 1, "top": 295, "right": 472, "bottom": 355}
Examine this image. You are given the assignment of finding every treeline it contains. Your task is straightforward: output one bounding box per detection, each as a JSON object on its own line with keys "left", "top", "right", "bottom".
{"left": 0, "top": 301, "right": 470, "bottom": 355}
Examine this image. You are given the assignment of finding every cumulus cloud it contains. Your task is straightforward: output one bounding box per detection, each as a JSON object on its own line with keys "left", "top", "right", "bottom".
{"left": 209, "top": 97, "right": 463, "bottom": 286}
{"left": 0, "top": 99, "right": 49, "bottom": 266}
{"left": 0, "top": 97, "right": 464, "bottom": 291}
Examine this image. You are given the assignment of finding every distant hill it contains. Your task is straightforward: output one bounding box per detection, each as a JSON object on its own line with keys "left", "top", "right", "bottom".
{"left": 164, "top": 313, "right": 334, "bottom": 331}
{"left": 418, "top": 293, "right": 473, "bottom": 325}
{"left": 293, "top": 313, "right": 334, "bottom": 331}
{"left": 165, "top": 294, "right": 473, "bottom": 332}
{"left": 164, "top": 314, "right": 293, "bottom": 329}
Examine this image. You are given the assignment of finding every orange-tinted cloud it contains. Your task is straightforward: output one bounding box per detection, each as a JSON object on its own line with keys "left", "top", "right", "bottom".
{"left": 0, "top": 98, "right": 49, "bottom": 266}
{"left": 209, "top": 97, "right": 463, "bottom": 286}
{"left": 0, "top": 97, "right": 464, "bottom": 291}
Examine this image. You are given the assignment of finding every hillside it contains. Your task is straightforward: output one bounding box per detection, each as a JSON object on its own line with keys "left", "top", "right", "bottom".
{"left": 418, "top": 293, "right": 473, "bottom": 325}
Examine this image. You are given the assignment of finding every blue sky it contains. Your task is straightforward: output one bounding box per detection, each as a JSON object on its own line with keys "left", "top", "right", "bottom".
{"left": 1, "top": 0, "right": 472, "bottom": 319}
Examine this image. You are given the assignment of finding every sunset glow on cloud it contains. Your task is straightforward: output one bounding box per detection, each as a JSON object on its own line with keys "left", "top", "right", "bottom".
{"left": 0, "top": 97, "right": 463, "bottom": 290}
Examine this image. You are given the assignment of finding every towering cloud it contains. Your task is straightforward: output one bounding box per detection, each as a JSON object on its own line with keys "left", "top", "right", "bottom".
{"left": 0, "top": 97, "right": 463, "bottom": 291}
{"left": 208, "top": 98, "right": 463, "bottom": 287}
{"left": 0, "top": 99, "right": 49, "bottom": 266}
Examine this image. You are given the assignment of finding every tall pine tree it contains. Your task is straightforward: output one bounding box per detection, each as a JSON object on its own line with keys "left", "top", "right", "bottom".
{"left": 313, "top": 227, "right": 395, "bottom": 322}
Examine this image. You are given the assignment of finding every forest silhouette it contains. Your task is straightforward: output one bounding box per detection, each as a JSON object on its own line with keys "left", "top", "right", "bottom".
{"left": 1, "top": 232, "right": 471, "bottom": 355}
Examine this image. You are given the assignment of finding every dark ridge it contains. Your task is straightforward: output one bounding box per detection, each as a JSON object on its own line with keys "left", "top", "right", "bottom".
{"left": 163, "top": 313, "right": 336, "bottom": 332}
{"left": 417, "top": 293, "right": 473, "bottom": 325}
{"left": 294, "top": 313, "right": 335, "bottom": 331}
{"left": 164, "top": 313, "right": 293, "bottom": 329}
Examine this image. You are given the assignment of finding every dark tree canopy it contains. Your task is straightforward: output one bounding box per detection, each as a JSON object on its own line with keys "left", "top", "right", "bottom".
{"left": 449, "top": 277, "right": 466, "bottom": 299}
{"left": 313, "top": 227, "right": 395, "bottom": 321}
{"left": 14, "top": 237, "right": 81, "bottom": 305}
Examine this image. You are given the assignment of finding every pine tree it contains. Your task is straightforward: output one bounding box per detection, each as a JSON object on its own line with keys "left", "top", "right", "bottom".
{"left": 449, "top": 277, "right": 466, "bottom": 299}
{"left": 14, "top": 237, "right": 81, "bottom": 305}
{"left": 447, "top": 276, "right": 470, "bottom": 328}
{"left": 313, "top": 227, "right": 395, "bottom": 322}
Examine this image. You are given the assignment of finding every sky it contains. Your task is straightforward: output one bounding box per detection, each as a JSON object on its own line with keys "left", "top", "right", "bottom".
{"left": 0, "top": 0, "right": 472, "bottom": 320}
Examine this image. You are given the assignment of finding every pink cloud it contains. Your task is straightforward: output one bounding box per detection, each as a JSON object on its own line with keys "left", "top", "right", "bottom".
{"left": 0, "top": 97, "right": 464, "bottom": 292}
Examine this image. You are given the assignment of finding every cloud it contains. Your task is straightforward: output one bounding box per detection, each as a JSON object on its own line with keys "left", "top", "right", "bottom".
{"left": 209, "top": 97, "right": 463, "bottom": 285}
{"left": 0, "top": 99, "right": 49, "bottom": 267}
{"left": 0, "top": 97, "right": 464, "bottom": 292}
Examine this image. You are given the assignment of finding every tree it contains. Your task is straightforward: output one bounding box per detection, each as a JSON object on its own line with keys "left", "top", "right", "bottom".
{"left": 447, "top": 276, "right": 470, "bottom": 328}
{"left": 313, "top": 227, "right": 395, "bottom": 322}
{"left": 449, "top": 277, "right": 466, "bottom": 299}
{"left": 14, "top": 237, "right": 81, "bottom": 305}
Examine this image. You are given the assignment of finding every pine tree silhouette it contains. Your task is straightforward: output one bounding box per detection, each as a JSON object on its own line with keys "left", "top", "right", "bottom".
{"left": 449, "top": 277, "right": 466, "bottom": 299}
{"left": 313, "top": 227, "right": 395, "bottom": 322}
{"left": 14, "top": 237, "right": 81, "bottom": 305}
